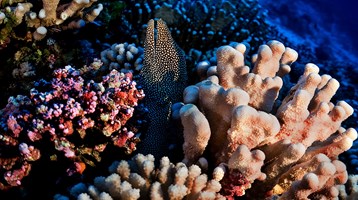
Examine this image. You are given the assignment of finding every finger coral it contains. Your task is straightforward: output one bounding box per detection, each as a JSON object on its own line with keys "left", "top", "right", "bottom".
{"left": 56, "top": 153, "right": 226, "bottom": 200}
{"left": 173, "top": 40, "right": 357, "bottom": 199}
{"left": 0, "top": 61, "right": 144, "bottom": 190}
{"left": 100, "top": 42, "right": 144, "bottom": 79}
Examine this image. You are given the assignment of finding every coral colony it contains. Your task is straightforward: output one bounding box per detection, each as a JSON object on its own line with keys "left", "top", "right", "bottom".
{"left": 0, "top": 63, "right": 144, "bottom": 190}
{"left": 0, "top": 0, "right": 357, "bottom": 200}
{"left": 0, "top": 0, "right": 103, "bottom": 48}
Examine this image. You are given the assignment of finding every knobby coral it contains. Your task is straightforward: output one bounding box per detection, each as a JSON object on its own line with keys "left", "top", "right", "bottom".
{"left": 0, "top": 60, "right": 144, "bottom": 190}
{"left": 137, "top": 19, "right": 187, "bottom": 158}
{"left": 172, "top": 40, "right": 357, "bottom": 199}
{"left": 55, "top": 153, "right": 226, "bottom": 200}
{"left": 100, "top": 42, "right": 144, "bottom": 79}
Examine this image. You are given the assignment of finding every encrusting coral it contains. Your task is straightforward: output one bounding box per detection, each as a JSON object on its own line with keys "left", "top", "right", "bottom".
{"left": 172, "top": 40, "right": 357, "bottom": 199}
{"left": 137, "top": 19, "right": 187, "bottom": 158}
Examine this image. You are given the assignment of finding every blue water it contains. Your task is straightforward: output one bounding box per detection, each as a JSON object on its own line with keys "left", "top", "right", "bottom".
{"left": 259, "top": 0, "right": 358, "bottom": 66}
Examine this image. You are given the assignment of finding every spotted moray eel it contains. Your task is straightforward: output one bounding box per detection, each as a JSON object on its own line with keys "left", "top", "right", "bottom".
{"left": 138, "top": 19, "right": 187, "bottom": 157}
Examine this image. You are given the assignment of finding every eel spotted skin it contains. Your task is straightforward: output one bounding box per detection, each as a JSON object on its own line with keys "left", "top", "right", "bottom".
{"left": 138, "top": 19, "right": 187, "bottom": 157}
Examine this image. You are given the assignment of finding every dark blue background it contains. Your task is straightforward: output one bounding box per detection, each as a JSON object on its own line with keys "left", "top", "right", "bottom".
{"left": 259, "top": 0, "right": 358, "bottom": 65}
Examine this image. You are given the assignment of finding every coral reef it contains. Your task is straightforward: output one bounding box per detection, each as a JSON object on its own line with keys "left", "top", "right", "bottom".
{"left": 0, "top": 60, "right": 144, "bottom": 190}
{"left": 116, "top": 0, "right": 275, "bottom": 53}
{"left": 172, "top": 40, "right": 357, "bottom": 199}
{"left": 54, "top": 39, "right": 357, "bottom": 200}
{"left": 54, "top": 153, "right": 226, "bottom": 200}
{"left": 100, "top": 42, "right": 144, "bottom": 79}
{"left": 0, "top": 0, "right": 103, "bottom": 48}
{"left": 0, "top": 0, "right": 105, "bottom": 108}
{"left": 95, "top": 0, "right": 280, "bottom": 76}
{"left": 137, "top": 19, "right": 187, "bottom": 158}
{"left": 0, "top": 0, "right": 356, "bottom": 198}
{"left": 0, "top": 39, "right": 61, "bottom": 106}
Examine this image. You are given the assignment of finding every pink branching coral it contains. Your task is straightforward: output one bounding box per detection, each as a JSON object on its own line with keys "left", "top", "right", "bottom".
{"left": 0, "top": 62, "right": 144, "bottom": 190}
{"left": 173, "top": 40, "right": 357, "bottom": 199}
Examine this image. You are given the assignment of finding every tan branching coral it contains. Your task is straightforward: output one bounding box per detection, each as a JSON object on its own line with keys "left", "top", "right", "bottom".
{"left": 179, "top": 104, "right": 211, "bottom": 165}
{"left": 63, "top": 154, "right": 226, "bottom": 200}
{"left": 216, "top": 41, "right": 298, "bottom": 112}
{"left": 179, "top": 80, "right": 250, "bottom": 159}
{"left": 225, "top": 105, "right": 280, "bottom": 156}
{"left": 41, "top": 0, "right": 60, "bottom": 25}
{"left": 172, "top": 40, "right": 357, "bottom": 199}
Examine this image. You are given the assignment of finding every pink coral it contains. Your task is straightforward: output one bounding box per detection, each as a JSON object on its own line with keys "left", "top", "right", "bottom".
{"left": 0, "top": 61, "right": 144, "bottom": 189}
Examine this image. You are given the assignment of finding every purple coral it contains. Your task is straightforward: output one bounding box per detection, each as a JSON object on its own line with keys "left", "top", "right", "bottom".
{"left": 0, "top": 63, "right": 144, "bottom": 190}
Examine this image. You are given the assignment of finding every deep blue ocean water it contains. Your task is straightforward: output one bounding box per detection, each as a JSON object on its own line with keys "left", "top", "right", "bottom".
{"left": 259, "top": 0, "right": 358, "bottom": 66}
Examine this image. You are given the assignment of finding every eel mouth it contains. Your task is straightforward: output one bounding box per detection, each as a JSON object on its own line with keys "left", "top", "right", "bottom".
{"left": 147, "top": 19, "right": 158, "bottom": 46}
{"left": 146, "top": 19, "right": 168, "bottom": 45}
{"left": 143, "top": 18, "right": 182, "bottom": 81}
